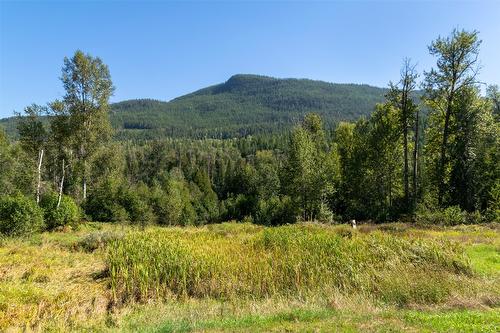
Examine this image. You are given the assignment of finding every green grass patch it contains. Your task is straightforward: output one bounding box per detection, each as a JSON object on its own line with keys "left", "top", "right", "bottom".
{"left": 403, "top": 309, "right": 500, "bottom": 333}
{"left": 466, "top": 244, "right": 500, "bottom": 276}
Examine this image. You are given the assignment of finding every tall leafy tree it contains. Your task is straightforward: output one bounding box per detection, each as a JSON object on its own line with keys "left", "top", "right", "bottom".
{"left": 60, "top": 50, "right": 114, "bottom": 200}
{"left": 423, "top": 29, "right": 481, "bottom": 206}
{"left": 448, "top": 87, "right": 499, "bottom": 211}
{"left": 282, "top": 114, "right": 330, "bottom": 220}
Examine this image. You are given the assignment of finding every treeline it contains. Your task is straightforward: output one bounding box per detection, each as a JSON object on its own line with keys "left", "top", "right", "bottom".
{"left": 0, "top": 29, "right": 499, "bottom": 236}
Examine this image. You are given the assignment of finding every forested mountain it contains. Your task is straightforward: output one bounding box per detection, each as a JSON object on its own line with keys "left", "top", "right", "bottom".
{"left": 1, "top": 29, "right": 499, "bottom": 237}
{"left": 1, "top": 74, "right": 387, "bottom": 140}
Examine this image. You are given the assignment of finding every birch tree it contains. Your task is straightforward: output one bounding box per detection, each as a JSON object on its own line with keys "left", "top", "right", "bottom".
{"left": 16, "top": 104, "right": 48, "bottom": 204}
{"left": 60, "top": 50, "right": 114, "bottom": 200}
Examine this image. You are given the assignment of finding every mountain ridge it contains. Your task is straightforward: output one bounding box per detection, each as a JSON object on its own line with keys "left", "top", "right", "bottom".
{"left": 1, "top": 74, "right": 388, "bottom": 140}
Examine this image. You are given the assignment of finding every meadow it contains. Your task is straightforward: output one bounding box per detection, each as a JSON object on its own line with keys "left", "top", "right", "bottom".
{"left": 0, "top": 222, "right": 499, "bottom": 332}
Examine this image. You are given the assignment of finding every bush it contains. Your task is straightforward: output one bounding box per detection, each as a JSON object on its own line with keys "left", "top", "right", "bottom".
{"left": 85, "top": 181, "right": 128, "bottom": 222}
{"left": 485, "top": 181, "right": 500, "bottom": 222}
{"left": 222, "top": 194, "right": 257, "bottom": 221}
{"left": 317, "top": 202, "right": 337, "bottom": 224}
{"left": 254, "top": 195, "right": 297, "bottom": 226}
{"left": 116, "top": 186, "right": 154, "bottom": 226}
{"left": 40, "top": 192, "right": 80, "bottom": 230}
{"left": 416, "top": 205, "right": 468, "bottom": 226}
{"left": 77, "top": 230, "right": 123, "bottom": 252}
{"left": 0, "top": 194, "right": 44, "bottom": 236}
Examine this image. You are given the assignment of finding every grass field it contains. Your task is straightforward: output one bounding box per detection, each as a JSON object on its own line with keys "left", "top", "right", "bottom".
{"left": 0, "top": 222, "right": 499, "bottom": 332}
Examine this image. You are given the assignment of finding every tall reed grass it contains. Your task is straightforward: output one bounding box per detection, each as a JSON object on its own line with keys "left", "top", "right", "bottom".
{"left": 108, "top": 223, "right": 473, "bottom": 305}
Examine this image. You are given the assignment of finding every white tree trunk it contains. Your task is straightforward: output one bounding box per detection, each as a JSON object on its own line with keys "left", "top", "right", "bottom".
{"left": 82, "top": 159, "right": 87, "bottom": 200}
{"left": 57, "top": 159, "right": 65, "bottom": 209}
{"left": 36, "top": 149, "right": 44, "bottom": 204}
{"left": 83, "top": 178, "right": 86, "bottom": 200}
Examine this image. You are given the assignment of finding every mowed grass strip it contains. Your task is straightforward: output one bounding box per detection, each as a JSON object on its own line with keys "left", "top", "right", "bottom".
{"left": 108, "top": 223, "right": 476, "bottom": 305}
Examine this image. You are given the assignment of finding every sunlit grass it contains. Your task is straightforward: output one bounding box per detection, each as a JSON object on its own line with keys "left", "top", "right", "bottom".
{"left": 1, "top": 222, "right": 498, "bottom": 332}
{"left": 466, "top": 244, "right": 500, "bottom": 276}
{"left": 108, "top": 223, "right": 476, "bottom": 305}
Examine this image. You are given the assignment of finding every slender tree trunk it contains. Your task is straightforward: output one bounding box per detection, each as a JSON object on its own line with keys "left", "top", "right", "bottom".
{"left": 36, "top": 149, "right": 44, "bottom": 204}
{"left": 412, "top": 108, "right": 420, "bottom": 208}
{"left": 57, "top": 159, "right": 65, "bottom": 209}
{"left": 389, "top": 171, "right": 393, "bottom": 209}
{"left": 83, "top": 178, "right": 87, "bottom": 200}
{"left": 53, "top": 156, "right": 57, "bottom": 188}
{"left": 402, "top": 112, "right": 409, "bottom": 210}
{"left": 401, "top": 76, "right": 411, "bottom": 212}
{"left": 438, "top": 91, "right": 454, "bottom": 206}
{"left": 83, "top": 159, "right": 87, "bottom": 200}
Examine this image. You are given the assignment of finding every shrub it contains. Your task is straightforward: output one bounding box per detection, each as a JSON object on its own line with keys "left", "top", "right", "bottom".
{"left": 222, "top": 194, "right": 257, "bottom": 221}
{"left": 0, "top": 194, "right": 44, "bottom": 236}
{"left": 117, "top": 186, "right": 155, "bottom": 226}
{"left": 485, "top": 181, "right": 500, "bottom": 222}
{"left": 40, "top": 192, "right": 80, "bottom": 230}
{"left": 465, "top": 210, "right": 484, "bottom": 224}
{"left": 253, "top": 195, "right": 297, "bottom": 226}
{"left": 416, "top": 205, "right": 470, "bottom": 226}
{"left": 442, "top": 206, "right": 466, "bottom": 225}
{"left": 85, "top": 181, "right": 125, "bottom": 222}
{"left": 317, "top": 202, "right": 336, "bottom": 224}
{"left": 77, "top": 230, "right": 123, "bottom": 252}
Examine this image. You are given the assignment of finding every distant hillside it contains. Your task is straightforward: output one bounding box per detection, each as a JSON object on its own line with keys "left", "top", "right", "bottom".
{"left": 1, "top": 74, "right": 388, "bottom": 140}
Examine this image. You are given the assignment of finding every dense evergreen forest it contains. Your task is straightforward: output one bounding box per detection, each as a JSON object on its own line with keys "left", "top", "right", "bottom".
{"left": 0, "top": 75, "right": 387, "bottom": 140}
{"left": 0, "top": 29, "right": 499, "bottom": 236}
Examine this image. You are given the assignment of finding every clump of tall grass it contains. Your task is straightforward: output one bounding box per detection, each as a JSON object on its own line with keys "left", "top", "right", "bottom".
{"left": 108, "top": 223, "right": 472, "bottom": 306}
{"left": 77, "top": 230, "right": 123, "bottom": 252}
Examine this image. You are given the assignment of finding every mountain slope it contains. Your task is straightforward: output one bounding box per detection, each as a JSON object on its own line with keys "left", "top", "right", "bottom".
{"left": 2, "top": 74, "right": 388, "bottom": 140}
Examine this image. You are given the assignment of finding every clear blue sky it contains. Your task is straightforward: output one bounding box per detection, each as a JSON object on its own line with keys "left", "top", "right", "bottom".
{"left": 1, "top": 1, "right": 499, "bottom": 118}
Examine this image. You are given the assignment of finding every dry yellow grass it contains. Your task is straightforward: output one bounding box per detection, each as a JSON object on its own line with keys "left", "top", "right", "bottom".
{"left": 0, "top": 226, "right": 109, "bottom": 331}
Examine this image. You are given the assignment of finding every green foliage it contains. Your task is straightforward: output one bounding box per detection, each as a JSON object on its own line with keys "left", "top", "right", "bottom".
{"left": 415, "top": 205, "right": 488, "bottom": 226}
{"left": 485, "top": 181, "right": 500, "bottom": 222}
{"left": 0, "top": 195, "right": 44, "bottom": 236}
{"left": 161, "top": 168, "right": 197, "bottom": 226}
{"left": 254, "top": 195, "right": 297, "bottom": 226}
{"left": 84, "top": 180, "right": 128, "bottom": 222}
{"left": 1, "top": 34, "right": 499, "bottom": 225}
{"left": 53, "top": 50, "right": 114, "bottom": 200}
{"left": 116, "top": 185, "right": 155, "bottom": 227}
{"left": 16, "top": 104, "right": 48, "bottom": 156}
{"left": 221, "top": 194, "right": 256, "bottom": 221}
{"left": 85, "top": 180, "right": 155, "bottom": 225}
{"left": 40, "top": 192, "right": 80, "bottom": 230}
{"left": 334, "top": 104, "right": 403, "bottom": 220}
{"left": 0, "top": 134, "right": 35, "bottom": 197}
{"left": 282, "top": 114, "right": 331, "bottom": 221}
{"left": 423, "top": 29, "right": 482, "bottom": 208}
